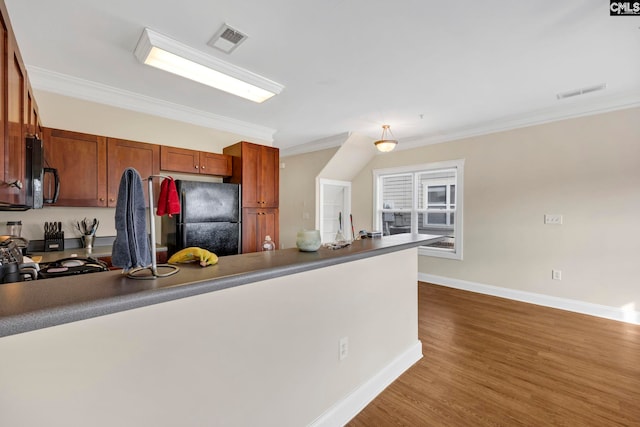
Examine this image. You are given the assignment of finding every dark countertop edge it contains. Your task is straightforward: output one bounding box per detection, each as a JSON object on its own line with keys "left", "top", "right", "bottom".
{"left": 0, "top": 234, "right": 440, "bottom": 338}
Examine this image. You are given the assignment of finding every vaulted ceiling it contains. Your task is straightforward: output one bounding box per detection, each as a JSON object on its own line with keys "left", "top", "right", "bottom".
{"left": 5, "top": 0, "right": 640, "bottom": 152}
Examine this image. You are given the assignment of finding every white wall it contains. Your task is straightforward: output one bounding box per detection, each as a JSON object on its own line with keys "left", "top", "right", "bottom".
{"left": 279, "top": 147, "right": 338, "bottom": 249}
{"left": 350, "top": 107, "right": 640, "bottom": 309}
{"left": 34, "top": 90, "right": 269, "bottom": 152}
{"left": 0, "top": 248, "right": 420, "bottom": 427}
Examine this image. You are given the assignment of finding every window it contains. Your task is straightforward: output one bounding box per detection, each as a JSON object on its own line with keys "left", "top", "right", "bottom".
{"left": 373, "top": 159, "right": 464, "bottom": 259}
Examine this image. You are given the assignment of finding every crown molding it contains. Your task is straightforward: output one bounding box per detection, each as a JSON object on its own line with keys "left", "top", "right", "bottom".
{"left": 279, "top": 132, "right": 351, "bottom": 157}
{"left": 283, "top": 90, "right": 640, "bottom": 157}
{"left": 396, "top": 90, "right": 640, "bottom": 151}
{"left": 27, "top": 66, "right": 276, "bottom": 142}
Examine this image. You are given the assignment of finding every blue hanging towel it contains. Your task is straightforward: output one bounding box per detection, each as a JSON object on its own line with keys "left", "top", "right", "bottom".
{"left": 111, "top": 168, "right": 151, "bottom": 271}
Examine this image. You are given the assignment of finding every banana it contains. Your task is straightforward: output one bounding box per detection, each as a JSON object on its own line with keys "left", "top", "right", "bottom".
{"left": 168, "top": 247, "right": 218, "bottom": 267}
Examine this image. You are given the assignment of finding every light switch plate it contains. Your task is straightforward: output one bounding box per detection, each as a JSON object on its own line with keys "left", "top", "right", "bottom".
{"left": 544, "top": 214, "right": 563, "bottom": 225}
{"left": 339, "top": 336, "right": 348, "bottom": 360}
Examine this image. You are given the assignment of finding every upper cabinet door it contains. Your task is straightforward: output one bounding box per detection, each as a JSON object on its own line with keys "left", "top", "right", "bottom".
{"left": 199, "top": 151, "right": 232, "bottom": 177}
{"left": 224, "top": 141, "right": 279, "bottom": 208}
{"left": 42, "top": 128, "right": 108, "bottom": 207}
{"left": 0, "top": 2, "right": 40, "bottom": 205}
{"left": 160, "top": 145, "right": 200, "bottom": 174}
{"left": 240, "top": 142, "right": 261, "bottom": 207}
{"left": 160, "top": 145, "right": 233, "bottom": 177}
{"left": 259, "top": 145, "right": 279, "bottom": 208}
{"left": 107, "top": 138, "right": 160, "bottom": 207}
{"left": 27, "top": 89, "right": 40, "bottom": 137}
{"left": 5, "top": 51, "right": 25, "bottom": 205}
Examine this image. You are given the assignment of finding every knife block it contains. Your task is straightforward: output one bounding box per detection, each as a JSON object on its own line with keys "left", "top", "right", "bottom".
{"left": 44, "top": 231, "right": 64, "bottom": 252}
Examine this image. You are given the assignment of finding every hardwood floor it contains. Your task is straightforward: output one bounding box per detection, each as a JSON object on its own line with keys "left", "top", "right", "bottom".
{"left": 347, "top": 283, "right": 640, "bottom": 426}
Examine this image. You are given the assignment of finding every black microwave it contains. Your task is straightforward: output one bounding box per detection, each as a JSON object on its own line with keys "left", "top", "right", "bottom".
{"left": 0, "top": 136, "right": 59, "bottom": 211}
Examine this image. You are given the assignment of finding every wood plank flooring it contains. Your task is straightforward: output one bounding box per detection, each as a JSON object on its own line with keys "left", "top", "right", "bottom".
{"left": 347, "top": 283, "right": 640, "bottom": 426}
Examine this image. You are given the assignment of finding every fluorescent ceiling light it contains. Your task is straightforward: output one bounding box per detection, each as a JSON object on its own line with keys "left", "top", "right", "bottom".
{"left": 134, "top": 28, "right": 283, "bottom": 103}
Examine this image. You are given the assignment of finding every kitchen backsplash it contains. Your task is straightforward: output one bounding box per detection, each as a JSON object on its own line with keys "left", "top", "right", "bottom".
{"left": 0, "top": 172, "right": 215, "bottom": 242}
{"left": 0, "top": 207, "right": 161, "bottom": 242}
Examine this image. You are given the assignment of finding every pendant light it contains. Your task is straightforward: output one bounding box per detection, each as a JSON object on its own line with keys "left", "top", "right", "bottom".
{"left": 374, "top": 125, "right": 398, "bottom": 152}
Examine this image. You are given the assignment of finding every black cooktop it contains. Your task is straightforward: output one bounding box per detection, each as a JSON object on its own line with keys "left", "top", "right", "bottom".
{"left": 38, "top": 257, "right": 108, "bottom": 279}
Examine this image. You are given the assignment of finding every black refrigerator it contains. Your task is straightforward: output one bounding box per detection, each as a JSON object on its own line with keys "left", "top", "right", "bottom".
{"left": 163, "top": 180, "right": 241, "bottom": 257}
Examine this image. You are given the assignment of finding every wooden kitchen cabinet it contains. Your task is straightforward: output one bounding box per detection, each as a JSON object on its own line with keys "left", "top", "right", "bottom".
{"left": 26, "top": 89, "right": 41, "bottom": 138}
{"left": 106, "top": 137, "right": 160, "bottom": 207}
{"left": 242, "top": 208, "right": 279, "bottom": 253}
{"left": 42, "top": 128, "right": 108, "bottom": 207}
{"left": 224, "top": 141, "right": 280, "bottom": 253}
{"left": 0, "top": 1, "right": 41, "bottom": 206}
{"left": 160, "top": 145, "right": 232, "bottom": 177}
{"left": 42, "top": 129, "right": 159, "bottom": 208}
{"left": 224, "top": 141, "right": 279, "bottom": 208}
{"left": 199, "top": 151, "right": 232, "bottom": 176}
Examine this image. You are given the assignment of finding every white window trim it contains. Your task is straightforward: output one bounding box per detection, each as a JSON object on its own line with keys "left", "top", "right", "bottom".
{"left": 373, "top": 159, "right": 464, "bottom": 260}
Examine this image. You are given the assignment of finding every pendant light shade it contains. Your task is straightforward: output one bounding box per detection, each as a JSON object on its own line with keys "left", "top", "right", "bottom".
{"left": 374, "top": 125, "right": 398, "bottom": 152}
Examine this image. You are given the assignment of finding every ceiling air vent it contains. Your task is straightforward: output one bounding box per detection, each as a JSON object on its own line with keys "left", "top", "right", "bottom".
{"left": 556, "top": 83, "right": 607, "bottom": 100}
{"left": 208, "top": 24, "right": 248, "bottom": 54}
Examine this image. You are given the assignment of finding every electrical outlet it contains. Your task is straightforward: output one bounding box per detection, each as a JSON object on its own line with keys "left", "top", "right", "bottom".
{"left": 544, "top": 214, "right": 563, "bottom": 225}
{"left": 552, "top": 270, "right": 562, "bottom": 280}
{"left": 339, "top": 336, "right": 349, "bottom": 360}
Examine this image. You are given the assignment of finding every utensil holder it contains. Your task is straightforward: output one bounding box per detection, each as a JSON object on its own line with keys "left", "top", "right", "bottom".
{"left": 82, "top": 235, "right": 95, "bottom": 251}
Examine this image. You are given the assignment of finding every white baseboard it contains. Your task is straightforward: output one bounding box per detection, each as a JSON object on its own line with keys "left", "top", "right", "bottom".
{"left": 309, "top": 340, "right": 423, "bottom": 427}
{"left": 419, "top": 273, "right": 640, "bottom": 325}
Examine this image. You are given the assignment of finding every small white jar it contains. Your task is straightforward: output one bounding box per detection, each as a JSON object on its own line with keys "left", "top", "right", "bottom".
{"left": 296, "top": 230, "right": 321, "bottom": 252}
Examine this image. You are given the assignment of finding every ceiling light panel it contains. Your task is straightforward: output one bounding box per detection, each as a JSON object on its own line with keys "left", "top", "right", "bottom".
{"left": 134, "top": 28, "right": 283, "bottom": 103}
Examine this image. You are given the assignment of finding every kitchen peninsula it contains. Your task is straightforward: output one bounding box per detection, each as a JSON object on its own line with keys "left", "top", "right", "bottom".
{"left": 0, "top": 234, "right": 440, "bottom": 426}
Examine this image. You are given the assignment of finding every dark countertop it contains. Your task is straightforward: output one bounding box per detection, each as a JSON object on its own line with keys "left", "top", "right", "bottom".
{"left": 0, "top": 234, "right": 442, "bottom": 337}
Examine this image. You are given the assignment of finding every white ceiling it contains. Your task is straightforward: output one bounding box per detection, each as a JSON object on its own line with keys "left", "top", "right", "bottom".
{"left": 5, "top": 0, "right": 640, "bottom": 153}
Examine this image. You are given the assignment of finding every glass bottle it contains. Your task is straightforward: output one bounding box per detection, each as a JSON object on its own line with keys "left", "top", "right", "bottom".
{"left": 262, "top": 235, "right": 275, "bottom": 251}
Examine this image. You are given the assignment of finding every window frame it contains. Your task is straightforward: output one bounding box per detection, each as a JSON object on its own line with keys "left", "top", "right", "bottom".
{"left": 421, "top": 178, "right": 456, "bottom": 228}
{"left": 373, "top": 159, "right": 464, "bottom": 260}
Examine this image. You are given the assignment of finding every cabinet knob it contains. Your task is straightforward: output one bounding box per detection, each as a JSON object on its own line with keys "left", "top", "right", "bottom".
{"left": 195, "top": 165, "right": 199, "bottom": 169}
{"left": 99, "top": 198, "right": 105, "bottom": 202}
{"left": 201, "top": 166, "right": 205, "bottom": 169}
{"left": 109, "top": 198, "right": 115, "bottom": 202}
